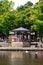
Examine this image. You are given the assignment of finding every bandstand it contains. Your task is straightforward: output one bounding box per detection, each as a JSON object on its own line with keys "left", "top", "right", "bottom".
{"left": 9, "top": 27, "right": 30, "bottom": 47}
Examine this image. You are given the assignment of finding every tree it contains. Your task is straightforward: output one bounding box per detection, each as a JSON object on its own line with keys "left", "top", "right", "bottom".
{"left": 0, "top": 0, "right": 43, "bottom": 37}
{"left": 25, "top": 1, "right": 33, "bottom": 7}
{"left": 17, "top": 1, "right": 33, "bottom": 12}
{"left": 0, "top": 0, "right": 16, "bottom": 36}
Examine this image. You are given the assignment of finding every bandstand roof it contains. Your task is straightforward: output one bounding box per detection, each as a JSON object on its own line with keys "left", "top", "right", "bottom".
{"left": 12, "top": 27, "right": 29, "bottom": 32}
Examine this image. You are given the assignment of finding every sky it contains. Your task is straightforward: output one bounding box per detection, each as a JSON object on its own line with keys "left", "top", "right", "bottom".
{"left": 9, "top": 0, "right": 39, "bottom": 9}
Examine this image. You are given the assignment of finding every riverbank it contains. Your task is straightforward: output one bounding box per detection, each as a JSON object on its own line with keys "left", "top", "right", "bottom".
{"left": 0, "top": 47, "right": 43, "bottom": 51}
{"left": 0, "top": 41, "right": 43, "bottom": 51}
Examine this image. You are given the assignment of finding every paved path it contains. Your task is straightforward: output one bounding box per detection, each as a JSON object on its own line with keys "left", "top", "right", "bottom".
{"left": 0, "top": 47, "right": 43, "bottom": 51}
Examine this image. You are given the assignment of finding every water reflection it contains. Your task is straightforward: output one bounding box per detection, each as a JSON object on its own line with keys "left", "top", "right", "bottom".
{"left": 0, "top": 51, "right": 43, "bottom": 65}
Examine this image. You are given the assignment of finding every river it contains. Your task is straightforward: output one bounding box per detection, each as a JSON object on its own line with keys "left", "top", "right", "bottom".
{"left": 0, "top": 51, "right": 43, "bottom": 65}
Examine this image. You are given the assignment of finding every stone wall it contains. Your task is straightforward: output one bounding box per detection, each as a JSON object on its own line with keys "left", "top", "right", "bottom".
{"left": 11, "top": 42, "right": 23, "bottom": 47}
{"left": 11, "top": 42, "right": 30, "bottom": 47}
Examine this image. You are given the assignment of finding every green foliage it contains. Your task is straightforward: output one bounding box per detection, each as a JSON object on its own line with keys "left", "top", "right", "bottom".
{"left": 25, "top": 1, "right": 33, "bottom": 7}
{"left": 17, "top": 1, "right": 33, "bottom": 12}
{"left": 16, "top": 0, "right": 43, "bottom": 37}
{"left": 0, "top": 0, "right": 15, "bottom": 36}
{"left": 0, "top": 0, "right": 43, "bottom": 37}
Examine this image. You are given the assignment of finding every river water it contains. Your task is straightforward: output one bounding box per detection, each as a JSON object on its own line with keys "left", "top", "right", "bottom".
{"left": 0, "top": 51, "right": 43, "bottom": 65}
